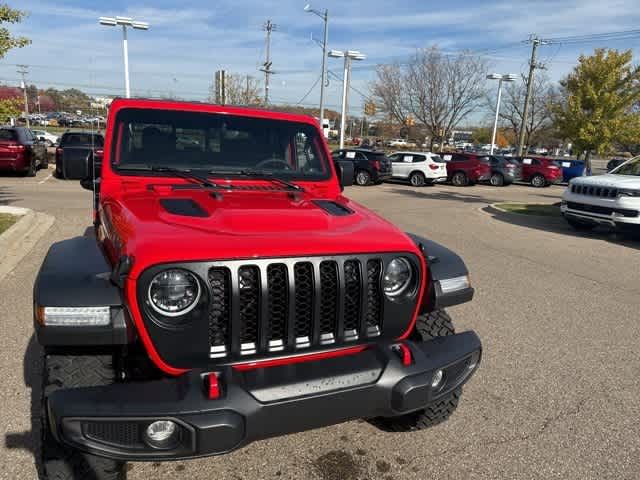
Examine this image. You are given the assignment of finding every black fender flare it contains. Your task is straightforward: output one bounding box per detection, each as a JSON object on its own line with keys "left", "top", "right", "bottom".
{"left": 406, "top": 233, "right": 474, "bottom": 311}
{"left": 33, "top": 235, "right": 131, "bottom": 347}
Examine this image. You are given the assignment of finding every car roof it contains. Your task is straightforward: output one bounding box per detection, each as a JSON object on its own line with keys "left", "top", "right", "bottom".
{"left": 390, "top": 151, "right": 433, "bottom": 155}
{"left": 109, "top": 97, "right": 319, "bottom": 127}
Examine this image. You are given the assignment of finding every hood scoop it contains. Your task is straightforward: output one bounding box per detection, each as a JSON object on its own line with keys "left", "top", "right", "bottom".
{"left": 313, "top": 200, "right": 354, "bottom": 216}
{"left": 160, "top": 198, "right": 209, "bottom": 218}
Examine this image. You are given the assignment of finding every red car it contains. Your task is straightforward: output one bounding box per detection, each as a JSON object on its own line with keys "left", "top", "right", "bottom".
{"left": 514, "top": 156, "right": 562, "bottom": 187}
{"left": 439, "top": 152, "right": 492, "bottom": 186}
{"left": 0, "top": 126, "right": 48, "bottom": 176}
{"left": 33, "top": 98, "right": 481, "bottom": 479}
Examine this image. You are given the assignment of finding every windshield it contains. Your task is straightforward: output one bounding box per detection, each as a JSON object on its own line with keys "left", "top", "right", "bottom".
{"left": 62, "top": 133, "right": 104, "bottom": 146}
{"left": 111, "top": 108, "right": 330, "bottom": 180}
{"left": 611, "top": 156, "right": 640, "bottom": 176}
{"left": 430, "top": 155, "right": 445, "bottom": 163}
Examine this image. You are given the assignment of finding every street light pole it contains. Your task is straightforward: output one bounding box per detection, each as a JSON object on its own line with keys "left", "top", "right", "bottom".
{"left": 304, "top": 5, "right": 329, "bottom": 131}
{"left": 487, "top": 73, "right": 517, "bottom": 155}
{"left": 121, "top": 25, "right": 130, "bottom": 98}
{"left": 99, "top": 16, "right": 149, "bottom": 98}
{"left": 329, "top": 49, "right": 366, "bottom": 149}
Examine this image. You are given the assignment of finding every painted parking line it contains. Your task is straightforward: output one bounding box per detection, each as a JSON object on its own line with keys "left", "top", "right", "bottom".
{"left": 38, "top": 173, "right": 53, "bottom": 184}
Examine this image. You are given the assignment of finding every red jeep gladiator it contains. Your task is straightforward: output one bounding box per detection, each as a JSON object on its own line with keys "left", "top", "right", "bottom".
{"left": 34, "top": 99, "right": 481, "bottom": 479}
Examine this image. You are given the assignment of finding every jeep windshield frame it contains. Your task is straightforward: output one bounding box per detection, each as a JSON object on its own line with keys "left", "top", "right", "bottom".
{"left": 109, "top": 108, "right": 331, "bottom": 182}
{"left": 611, "top": 156, "right": 640, "bottom": 176}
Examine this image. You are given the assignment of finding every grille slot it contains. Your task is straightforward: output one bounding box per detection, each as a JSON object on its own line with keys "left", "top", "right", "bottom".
{"left": 365, "top": 259, "right": 383, "bottom": 337}
{"left": 205, "top": 256, "right": 397, "bottom": 360}
{"left": 84, "top": 422, "right": 142, "bottom": 448}
{"left": 572, "top": 184, "right": 618, "bottom": 198}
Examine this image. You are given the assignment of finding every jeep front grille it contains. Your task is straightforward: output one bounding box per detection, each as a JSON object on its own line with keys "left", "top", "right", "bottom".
{"left": 207, "top": 257, "right": 384, "bottom": 360}
{"left": 570, "top": 184, "right": 618, "bottom": 198}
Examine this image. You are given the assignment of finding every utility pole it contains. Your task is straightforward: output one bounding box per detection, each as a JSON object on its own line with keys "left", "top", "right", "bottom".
{"left": 517, "top": 35, "right": 549, "bottom": 157}
{"left": 246, "top": 75, "right": 250, "bottom": 105}
{"left": 260, "top": 20, "right": 276, "bottom": 104}
{"left": 17, "top": 65, "right": 30, "bottom": 128}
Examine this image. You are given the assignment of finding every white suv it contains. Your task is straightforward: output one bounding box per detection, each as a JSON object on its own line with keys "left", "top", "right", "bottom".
{"left": 561, "top": 156, "right": 640, "bottom": 233}
{"left": 388, "top": 151, "right": 448, "bottom": 187}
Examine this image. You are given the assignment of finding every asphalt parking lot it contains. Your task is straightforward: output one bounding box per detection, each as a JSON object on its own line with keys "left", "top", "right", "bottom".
{"left": 1, "top": 169, "right": 639, "bottom": 479}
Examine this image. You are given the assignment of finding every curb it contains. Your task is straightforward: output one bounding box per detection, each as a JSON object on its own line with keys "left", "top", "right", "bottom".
{"left": 0, "top": 206, "right": 55, "bottom": 282}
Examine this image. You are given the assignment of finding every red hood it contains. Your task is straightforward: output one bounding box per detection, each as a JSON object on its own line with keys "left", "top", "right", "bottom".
{"left": 100, "top": 183, "right": 419, "bottom": 278}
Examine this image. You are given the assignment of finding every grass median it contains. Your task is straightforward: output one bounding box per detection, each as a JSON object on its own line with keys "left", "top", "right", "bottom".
{"left": 0, "top": 213, "right": 18, "bottom": 235}
{"left": 495, "top": 203, "right": 561, "bottom": 217}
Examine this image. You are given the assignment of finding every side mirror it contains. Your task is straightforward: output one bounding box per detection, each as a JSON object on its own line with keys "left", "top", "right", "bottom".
{"left": 80, "top": 177, "right": 100, "bottom": 191}
{"left": 336, "top": 160, "right": 354, "bottom": 190}
{"left": 80, "top": 153, "right": 101, "bottom": 191}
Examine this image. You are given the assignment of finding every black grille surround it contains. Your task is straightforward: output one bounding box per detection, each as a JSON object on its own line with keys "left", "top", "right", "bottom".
{"left": 136, "top": 253, "right": 422, "bottom": 369}
{"left": 570, "top": 184, "right": 619, "bottom": 198}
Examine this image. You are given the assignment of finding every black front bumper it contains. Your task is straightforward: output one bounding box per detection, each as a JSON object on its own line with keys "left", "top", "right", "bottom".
{"left": 47, "top": 332, "right": 481, "bottom": 461}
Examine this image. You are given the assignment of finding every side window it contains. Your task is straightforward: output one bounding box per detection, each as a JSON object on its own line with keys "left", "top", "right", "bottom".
{"left": 413, "top": 155, "right": 426, "bottom": 163}
{"left": 0, "top": 129, "right": 16, "bottom": 141}
{"left": 293, "top": 132, "right": 322, "bottom": 172}
{"left": 441, "top": 154, "right": 453, "bottom": 162}
{"left": 331, "top": 150, "right": 343, "bottom": 161}
{"left": 356, "top": 152, "right": 369, "bottom": 161}
{"left": 389, "top": 154, "right": 401, "bottom": 162}
{"left": 402, "top": 155, "right": 414, "bottom": 163}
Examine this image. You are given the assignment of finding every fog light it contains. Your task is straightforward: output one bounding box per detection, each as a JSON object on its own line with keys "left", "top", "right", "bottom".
{"left": 145, "top": 420, "right": 178, "bottom": 449}
{"left": 431, "top": 369, "right": 444, "bottom": 388}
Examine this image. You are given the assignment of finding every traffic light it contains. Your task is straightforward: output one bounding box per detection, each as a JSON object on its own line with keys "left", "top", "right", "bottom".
{"left": 364, "top": 101, "right": 376, "bottom": 116}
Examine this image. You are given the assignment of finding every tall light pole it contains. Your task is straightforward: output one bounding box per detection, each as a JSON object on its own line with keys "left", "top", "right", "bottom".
{"left": 329, "top": 50, "right": 365, "bottom": 149}
{"left": 99, "top": 16, "right": 149, "bottom": 98}
{"left": 487, "top": 73, "right": 517, "bottom": 155}
{"left": 304, "top": 4, "right": 328, "bottom": 130}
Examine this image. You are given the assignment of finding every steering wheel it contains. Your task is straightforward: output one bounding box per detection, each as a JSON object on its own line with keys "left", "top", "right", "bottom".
{"left": 255, "top": 158, "right": 292, "bottom": 170}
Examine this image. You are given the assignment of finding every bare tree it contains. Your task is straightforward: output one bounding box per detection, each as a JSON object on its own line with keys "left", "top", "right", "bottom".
{"left": 371, "top": 47, "right": 488, "bottom": 148}
{"left": 495, "top": 72, "right": 556, "bottom": 148}
{"left": 371, "top": 64, "right": 409, "bottom": 125}
{"left": 209, "top": 73, "right": 262, "bottom": 106}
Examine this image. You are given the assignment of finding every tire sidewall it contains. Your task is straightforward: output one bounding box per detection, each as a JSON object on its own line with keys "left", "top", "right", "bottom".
{"left": 490, "top": 173, "right": 504, "bottom": 186}
{"left": 356, "top": 170, "right": 371, "bottom": 186}
{"left": 452, "top": 172, "right": 467, "bottom": 186}
{"left": 531, "top": 174, "right": 546, "bottom": 187}
{"left": 410, "top": 172, "right": 425, "bottom": 187}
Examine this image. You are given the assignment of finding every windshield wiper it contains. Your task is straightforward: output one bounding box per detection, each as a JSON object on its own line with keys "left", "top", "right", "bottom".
{"left": 117, "top": 165, "right": 220, "bottom": 189}
{"left": 208, "top": 169, "right": 305, "bottom": 192}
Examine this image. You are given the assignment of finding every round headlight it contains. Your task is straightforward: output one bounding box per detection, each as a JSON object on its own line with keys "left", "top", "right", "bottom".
{"left": 383, "top": 257, "right": 413, "bottom": 297}
{"left": 148, "top": 269, "right": 201, "bottom": 317}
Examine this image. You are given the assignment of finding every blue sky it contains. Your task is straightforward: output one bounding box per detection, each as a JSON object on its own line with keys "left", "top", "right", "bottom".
{"left": 2, "top": 0, "right": 640, "bottom": 119}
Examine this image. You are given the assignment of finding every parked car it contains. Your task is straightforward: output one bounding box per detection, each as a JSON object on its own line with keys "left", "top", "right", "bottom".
{"left": 562, "top": 155, "right": 640, "bottom": 234}
{"left": 332, "top": 148, "right": 392, "bottom": 186}
{"left": 484, "top": 155, "right": 522, "bottom": 186}
{"left": 512, "top": 156, "right": 563, "bottom": 187}
{"left": 0, "top": 126, "right": 48, "bottom": 176}
{"left": 33, "top": 98, "right": 481, "bottom": 479}
{"left": 55, "top": 130, "right": 104, "bottom": 179}
{"left": 556, "top": 159, "right": 585, "bottom": 183}
{"left": 607, "top": 158, "right": 628, "bottom": 172}
{"left": 439, "top": 152, "right": 492, "bottom": 186}
{"left": 32, "top": 129, "right": 59, "bottom": 147}
{"left": 388, "top": 151, "right": 447, "bottom": 186}
{"left": 387, "top": 138, "right": 408, "bottom": 148}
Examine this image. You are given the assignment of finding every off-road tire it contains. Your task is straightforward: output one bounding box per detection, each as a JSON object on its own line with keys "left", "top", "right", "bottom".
{"left": 369, "top": 310, "right": 462, "bottom": 432}
{"left": 451, "top": 171, "right": 468, "bottom": 187}
{"left": 409, "top": 171, "right": 426, "bottom": 187}
{"left": 41, "top": 355, "right": 127, "bottom": 480}
{"left": 566, "top": 217, "right": 597, "bottom": 231}
{"left": 355, "top": 170, "right": 371, "bottom": 186}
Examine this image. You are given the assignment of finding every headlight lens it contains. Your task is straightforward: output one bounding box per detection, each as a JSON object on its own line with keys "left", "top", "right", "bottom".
{"left": 148, "top": 269, "right": 201, "bottom": 317}
{"left": 383, "top": 257, "right": 413, "bottom": 297}
{"left": 618, "top": 189, "right": 640, "bottom": 197}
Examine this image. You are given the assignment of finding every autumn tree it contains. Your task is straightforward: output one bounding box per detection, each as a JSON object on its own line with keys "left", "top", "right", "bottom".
{"left": 553, "top": 49, "right": 640, "bottom": 173}
{"left": 0, "top": 4, "right": 30, "bottom": 59}
{"left": 0, "top": 97, "right": 22, "bottom": 122}
{"left": 371, "top": 46, "right": 488, "bottom": 149}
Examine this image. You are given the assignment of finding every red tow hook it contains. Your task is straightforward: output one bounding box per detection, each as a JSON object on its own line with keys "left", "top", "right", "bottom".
{"left": 392, "top": 343, "right": 413, "bottom": 366}
{"left": 206, "top": 372, "right": 221, "bottom": 399}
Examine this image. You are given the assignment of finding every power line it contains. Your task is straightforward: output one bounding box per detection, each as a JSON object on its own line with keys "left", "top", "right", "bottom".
{"left": 296, "top": 74, "right": 322, "bottom": 105}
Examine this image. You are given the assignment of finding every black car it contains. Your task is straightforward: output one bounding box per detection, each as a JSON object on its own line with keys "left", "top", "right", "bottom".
{"left": 0, "top": 126, "right": 48, "bottom": 176}
{"left": 484, "top": 155, "right": 522, "bottom": 186}
{"left": 55, "top": 131, "right": 104, "bottom": 179}
{"left": 331, "top": 148, "right": 392, "bottom": 186}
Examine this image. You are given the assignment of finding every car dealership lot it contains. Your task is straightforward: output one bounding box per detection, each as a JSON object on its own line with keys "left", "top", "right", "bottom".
{"left": 1, "top": 172, "right": 639, "bottom": 480}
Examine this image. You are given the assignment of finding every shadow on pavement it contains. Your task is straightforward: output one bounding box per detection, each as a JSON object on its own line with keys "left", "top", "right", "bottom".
{"left": 4, "top": 335, "right": 44, "bottom": 478}
{"left": 483, "top": 205, "right": 640, "bottom": 251}
{"left": 387, "top": 187, "right": 501, "bottom": 205}
{"left": 0, "top": 186, "right": 20, "bottom": 206}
